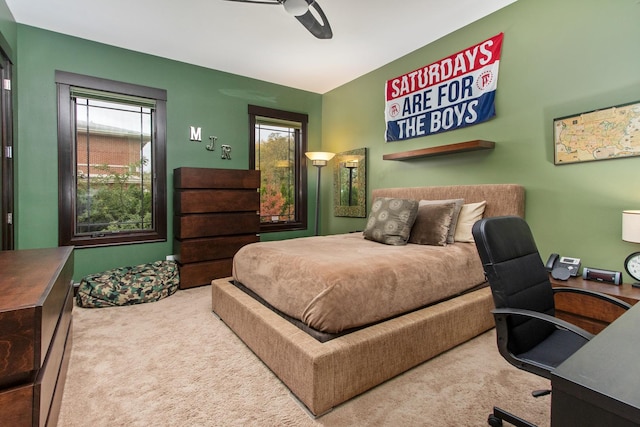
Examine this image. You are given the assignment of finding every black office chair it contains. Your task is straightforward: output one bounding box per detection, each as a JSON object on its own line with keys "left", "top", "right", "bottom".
{"left": 472, "top": 216, "right": 631, "bottom": 427}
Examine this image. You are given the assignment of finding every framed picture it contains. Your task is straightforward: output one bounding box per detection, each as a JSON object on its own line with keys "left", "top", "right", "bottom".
{"left": 553, "top": 100, "right": 640, "bottom": 165}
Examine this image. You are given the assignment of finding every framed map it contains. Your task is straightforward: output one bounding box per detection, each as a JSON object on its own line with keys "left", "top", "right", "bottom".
{"left": 553, "top": 100, "right": 640, "bottom": 165}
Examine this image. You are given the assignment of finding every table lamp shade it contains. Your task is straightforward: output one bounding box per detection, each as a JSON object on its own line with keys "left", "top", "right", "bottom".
{"left": 622, "top": 210, "right": 640, "bottom": 243}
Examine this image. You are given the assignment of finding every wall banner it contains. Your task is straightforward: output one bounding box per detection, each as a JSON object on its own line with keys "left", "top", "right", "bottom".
{"left": 385, "top": 33, "right": 503, "bottom": 142}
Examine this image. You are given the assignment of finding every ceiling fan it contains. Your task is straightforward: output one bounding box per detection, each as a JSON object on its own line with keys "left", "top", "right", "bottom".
{"left": 222, "top": 0, "right": 333, "bottom": 39}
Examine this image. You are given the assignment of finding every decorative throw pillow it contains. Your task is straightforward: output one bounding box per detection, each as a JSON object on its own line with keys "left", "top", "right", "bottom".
{"left": 454, "top": 201, "right": 487, "bottom": 242}
{"left": 363, "top": 197, "right": 419, "bottom": 245}
{"left": 414, "top": 198, "right": 464, "bottom": 244}
{"left": 408, "top": 201, "right": 457, "bottom": 246}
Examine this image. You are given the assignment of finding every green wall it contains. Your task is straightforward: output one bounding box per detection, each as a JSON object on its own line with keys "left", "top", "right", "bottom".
{"left": 0, "top": 0, "right": 15, "bottom": 53}
{"left": 15, "top": 25, "right": 322, "bottom": 280}
{"left": 322, "top": 0, "right": 640, "bottom": 282}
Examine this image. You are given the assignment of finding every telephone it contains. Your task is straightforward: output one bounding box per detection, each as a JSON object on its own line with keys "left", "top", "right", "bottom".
{"left": 546, "top": 253, "right": 581, "bottom": 280}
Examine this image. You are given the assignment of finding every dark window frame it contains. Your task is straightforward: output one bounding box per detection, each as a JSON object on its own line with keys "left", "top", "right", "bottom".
{"left": 249, "top": 105, "right": 308, "bottom": 233}
{"left": 56, "top": 71, "right": 167, "bottom": 247}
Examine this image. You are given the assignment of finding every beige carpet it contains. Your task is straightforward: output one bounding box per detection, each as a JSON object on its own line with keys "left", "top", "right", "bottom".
{"left": 58, "top": 285, "right": 551, "bottom": 426}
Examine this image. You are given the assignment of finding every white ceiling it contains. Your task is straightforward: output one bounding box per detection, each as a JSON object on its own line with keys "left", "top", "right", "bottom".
{"left": 6, "top": 0, "right": 517, "bottom": 94}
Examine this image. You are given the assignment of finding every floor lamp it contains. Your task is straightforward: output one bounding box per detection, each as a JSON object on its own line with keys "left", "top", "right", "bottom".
{"left": 305, "top": 151, "right": 335, "bottom": 235}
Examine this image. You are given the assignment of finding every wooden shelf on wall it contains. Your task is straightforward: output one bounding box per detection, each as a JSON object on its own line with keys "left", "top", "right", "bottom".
{"left": 382, "top": 140, "right": 495, "bottom": 161}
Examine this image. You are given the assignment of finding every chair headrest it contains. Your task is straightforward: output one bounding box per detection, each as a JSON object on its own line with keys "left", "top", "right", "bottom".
{"left": 472, "top": 216, "right": 539, "bottom": 265}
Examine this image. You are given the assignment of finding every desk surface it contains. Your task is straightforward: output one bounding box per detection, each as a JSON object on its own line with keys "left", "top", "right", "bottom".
{"left": 551, "top": 301, "right": 640, "bottom": 426}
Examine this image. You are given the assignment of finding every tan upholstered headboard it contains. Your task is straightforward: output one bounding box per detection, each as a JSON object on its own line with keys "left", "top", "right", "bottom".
{"left": 371, "top": 184, "right": 525, "bottom": 218}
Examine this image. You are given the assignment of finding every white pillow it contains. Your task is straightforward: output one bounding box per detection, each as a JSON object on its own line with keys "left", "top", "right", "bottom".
{"left": 454, "top": 201, "right": 487, "bottom": 242}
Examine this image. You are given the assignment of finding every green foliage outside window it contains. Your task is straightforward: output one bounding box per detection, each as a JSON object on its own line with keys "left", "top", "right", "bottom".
{"left": 256, "top": 130, "right": 296, "bottom": 223}
{"left": 76, "top": 161, "right": 152, "bottom": 234}
{"left": 249, "top": 105, "right": 307, "bottom": 233}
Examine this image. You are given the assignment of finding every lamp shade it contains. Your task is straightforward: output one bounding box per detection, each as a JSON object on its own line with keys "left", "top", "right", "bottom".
{"left": 305, "top": 152, "right": 335, "bottom": 162}
{"left": 622, "top": 210, "right": 640, "bottom": 243}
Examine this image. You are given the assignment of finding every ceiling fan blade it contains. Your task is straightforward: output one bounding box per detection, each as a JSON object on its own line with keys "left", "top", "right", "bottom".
{"left": 295, "top": 1, "right": 332, "bottom": 39}
{"left": 223, "top": 0, "right": 332, "bottom": 39}
{"left": 222, "top": 0, "right": 281, "bottom": 4}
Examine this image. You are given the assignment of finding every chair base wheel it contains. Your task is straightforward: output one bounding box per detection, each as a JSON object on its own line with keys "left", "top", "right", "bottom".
{"left": 488, "top": 414, "right": 503, "bottom": 426}
{"left": 489, "top": 406, "right": 537, "bottom": 427}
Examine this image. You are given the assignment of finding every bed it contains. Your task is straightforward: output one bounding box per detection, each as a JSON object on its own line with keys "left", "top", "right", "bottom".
{"left": 211, "top": 184, "right": 525, "bottom": 416}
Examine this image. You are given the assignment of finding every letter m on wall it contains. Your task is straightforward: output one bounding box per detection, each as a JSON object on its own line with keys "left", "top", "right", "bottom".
{"left": 189, "top": 126, "right": 202, "bottom": 141}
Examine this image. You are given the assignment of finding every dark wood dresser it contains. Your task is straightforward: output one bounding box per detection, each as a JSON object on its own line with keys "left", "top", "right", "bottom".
{"left": 0, "top": 246, "right": 74, "bottom": 427}
{"left": 173, "top": 167, "right": 260, "bottom": 289}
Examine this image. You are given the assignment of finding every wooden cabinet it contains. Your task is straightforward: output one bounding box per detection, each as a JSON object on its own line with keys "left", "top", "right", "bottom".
{"left": 0, "top": 246, "right": 74, "bottom": 427}
{"left": 551, "top": 275, "right": 640, "bottom": 334}
{"left": 174, "top": 167, "right": 260, "bottom": 289}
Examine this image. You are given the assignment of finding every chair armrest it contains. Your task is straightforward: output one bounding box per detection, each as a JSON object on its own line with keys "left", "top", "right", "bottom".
{"left": 552, "top": 287, "right": 632, "bottom": 310}
{"left": 491, "top": 307, "right": 594, "bottom": 379}
{"left": 492, "top": 307, "right": 594, "bottom": 341}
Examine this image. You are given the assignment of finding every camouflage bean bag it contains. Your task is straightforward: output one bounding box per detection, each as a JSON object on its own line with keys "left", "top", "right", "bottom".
{"left": 76, "top": 260, "right": 180, "bottom": 308}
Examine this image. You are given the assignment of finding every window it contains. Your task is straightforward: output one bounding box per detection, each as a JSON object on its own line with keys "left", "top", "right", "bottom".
{"left": 249, "top": 105, "right": 308, "bottom": 233}
{"left": 56, "top": 71, "right": 167, "bottom": 247}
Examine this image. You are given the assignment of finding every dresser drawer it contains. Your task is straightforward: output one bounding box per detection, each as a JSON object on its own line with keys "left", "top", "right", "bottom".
{"left": 174, "top": 167, "right": 260, "bottom": 189}
{"left": 35, "top": 286, "right": 73, "bottom": 426}
{"left": 175, "top": 212, "right": 260, "bottom": 239}
{"left": 0, "top": 308, "right": 72, "bottom": 427}
{"left": 178, "top": 259, "right": 234, "bottom": 288}
{"left": 174, "top": 189, "right": 259, "bottom": 213}
{"left": 0, "top": 383, "right": 33, "bottom": 426}
{"left": 174, "top": 235, "right": 258, "bottom": 263}
{"left": 40, "top": 256, "right": 74, "bottom": 369}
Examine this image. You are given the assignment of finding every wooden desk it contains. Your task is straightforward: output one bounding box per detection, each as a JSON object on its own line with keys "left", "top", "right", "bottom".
{"left": 551, "top": 275, "right": 640, "bottom": 334}
{"left": 551, "top": 302, "right": 640, "bottom": 426}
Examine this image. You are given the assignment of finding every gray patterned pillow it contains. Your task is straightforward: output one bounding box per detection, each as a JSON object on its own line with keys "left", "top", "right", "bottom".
{"left": 363, "top": 197, "right": 419, "bottom": 245}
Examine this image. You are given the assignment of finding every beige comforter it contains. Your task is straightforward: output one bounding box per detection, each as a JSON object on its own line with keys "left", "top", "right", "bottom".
{"left": 232, "top": 233, "right": 486, "bottom": 333}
